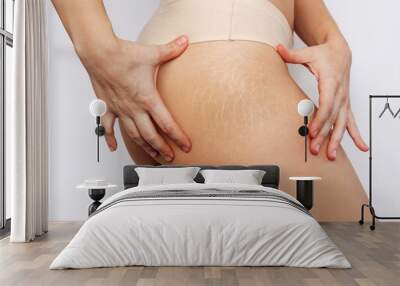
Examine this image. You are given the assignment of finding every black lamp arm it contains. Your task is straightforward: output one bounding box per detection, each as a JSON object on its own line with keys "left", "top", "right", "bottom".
{"left": 297, "top": 116, "right": 309, "bottom": 162}
{"left": 94, "top": 116, "right": 106, "bottom": 162}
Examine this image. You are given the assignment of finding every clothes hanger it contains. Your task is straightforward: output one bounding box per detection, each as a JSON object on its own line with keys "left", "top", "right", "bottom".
{"left": 378, "top": 97, "right": 395, "bottom": 118}
{"left": 393, "top": 106, "right": 400, "bottom": 118}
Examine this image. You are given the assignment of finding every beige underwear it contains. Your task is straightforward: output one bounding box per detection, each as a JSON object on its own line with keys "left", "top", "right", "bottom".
{"left": 138, "top": 0, "right": 293, "bottom": 48}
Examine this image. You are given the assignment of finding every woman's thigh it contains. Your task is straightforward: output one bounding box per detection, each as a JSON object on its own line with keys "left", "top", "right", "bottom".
{"left": 120, "top": 41, "right": 368, "bottom": 221}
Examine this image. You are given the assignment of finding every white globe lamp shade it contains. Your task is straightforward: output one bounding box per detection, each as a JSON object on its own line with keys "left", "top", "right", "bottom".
{"left": 89, "top": 99, "right": 107, "bottom": 117}
{"left": 297, "top": 99, "right": 314, "bottom": 117}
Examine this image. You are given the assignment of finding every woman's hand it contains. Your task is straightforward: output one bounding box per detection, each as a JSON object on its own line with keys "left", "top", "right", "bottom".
{"left": 276, "top": 39, "right": 368, "bottom": 160}
{"left": 79, "top": 35, "right": 192, "bottom": 162}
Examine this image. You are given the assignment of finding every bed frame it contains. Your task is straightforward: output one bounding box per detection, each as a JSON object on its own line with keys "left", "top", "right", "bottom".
{"left": 123, "top": 165, "right": 280, "bottom": 189}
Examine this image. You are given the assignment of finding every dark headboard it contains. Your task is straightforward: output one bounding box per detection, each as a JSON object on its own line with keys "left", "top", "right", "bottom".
{"left": 123, "top": 165, "right": 280, "bottom": 189}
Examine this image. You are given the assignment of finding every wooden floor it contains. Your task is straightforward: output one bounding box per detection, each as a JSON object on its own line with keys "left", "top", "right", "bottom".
{"left": 0, "top": 222, "right": 399, "bottom": 286}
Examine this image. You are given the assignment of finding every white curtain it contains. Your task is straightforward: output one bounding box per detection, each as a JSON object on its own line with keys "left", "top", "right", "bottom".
{"left": 7, "top": 0, "right": 48, "bottom": 242}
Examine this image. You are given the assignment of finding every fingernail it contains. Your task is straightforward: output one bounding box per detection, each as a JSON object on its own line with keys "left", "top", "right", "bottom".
{"left": 164, "top": 156, "right": 173, "bottom": 162}
{"left": 331, "top": 150, "right": 337, "bottom": 159}
{"left": 150, "top": 151, "right": 158, "bottom": 158}
{"left": 182, "top": 145, "right": 190, "bottom": 153}
{"left": 176, "top": 36, "right": 188, "bottom": 46}
{"left": 315, "top": 144, "right": 321, "bottom": 153}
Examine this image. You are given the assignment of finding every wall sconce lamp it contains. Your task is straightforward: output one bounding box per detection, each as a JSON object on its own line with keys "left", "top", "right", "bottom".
{"left": 297, "top": 99, "right": 315, "bottom": 162}
{"left": 89, "top": 99, "right": 107, "bottom": 162}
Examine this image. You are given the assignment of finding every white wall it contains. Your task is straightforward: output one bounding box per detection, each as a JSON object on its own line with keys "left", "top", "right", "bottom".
{"left": 48, "top": 0, "right": 400, "bottom": 221}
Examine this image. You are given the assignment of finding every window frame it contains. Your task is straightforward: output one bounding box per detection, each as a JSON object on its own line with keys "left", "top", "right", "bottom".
{"left": 0, "top": 0, "right": 14, "bottom": 234}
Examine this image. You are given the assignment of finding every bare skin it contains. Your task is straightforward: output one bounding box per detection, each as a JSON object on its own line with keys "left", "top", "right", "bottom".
{"left": 122, "top": 1, "right": 369, "bottom": 221}
{"left": 52, "top": 0, "right": 192, "bottom": 162}
{"left": 52, "top": 0, "right": 368, "bottom": 163}
{"left": 52, "top": 0, "right": 369, "bottom": 220}
{"left": 124, "top": 41, "right": 368, "bottom": 221}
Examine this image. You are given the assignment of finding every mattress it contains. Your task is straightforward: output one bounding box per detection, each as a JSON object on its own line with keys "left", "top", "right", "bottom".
{"left": 50, "top": 183, "right": 350, "bottom": 269}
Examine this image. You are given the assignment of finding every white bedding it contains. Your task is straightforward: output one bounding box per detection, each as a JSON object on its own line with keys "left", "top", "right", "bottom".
{"left": 50, "top": 183, "right": 351, "bottom": 269}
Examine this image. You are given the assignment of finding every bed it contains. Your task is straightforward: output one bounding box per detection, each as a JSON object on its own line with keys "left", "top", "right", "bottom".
{"left": 50, "top": 165, "right": 350, "bottom": 269}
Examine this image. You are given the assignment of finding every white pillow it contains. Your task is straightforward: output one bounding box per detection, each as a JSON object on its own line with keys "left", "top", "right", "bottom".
{"left": 135, "top": 167, "right": 201, "bottom": 186}
{"left": 200, "top": 169, "right": 266, "bottom": 185}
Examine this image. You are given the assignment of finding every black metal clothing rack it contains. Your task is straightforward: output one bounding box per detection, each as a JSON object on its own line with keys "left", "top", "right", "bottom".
{"left": 359, "top": 95, "right": 400, "bottom": 230}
